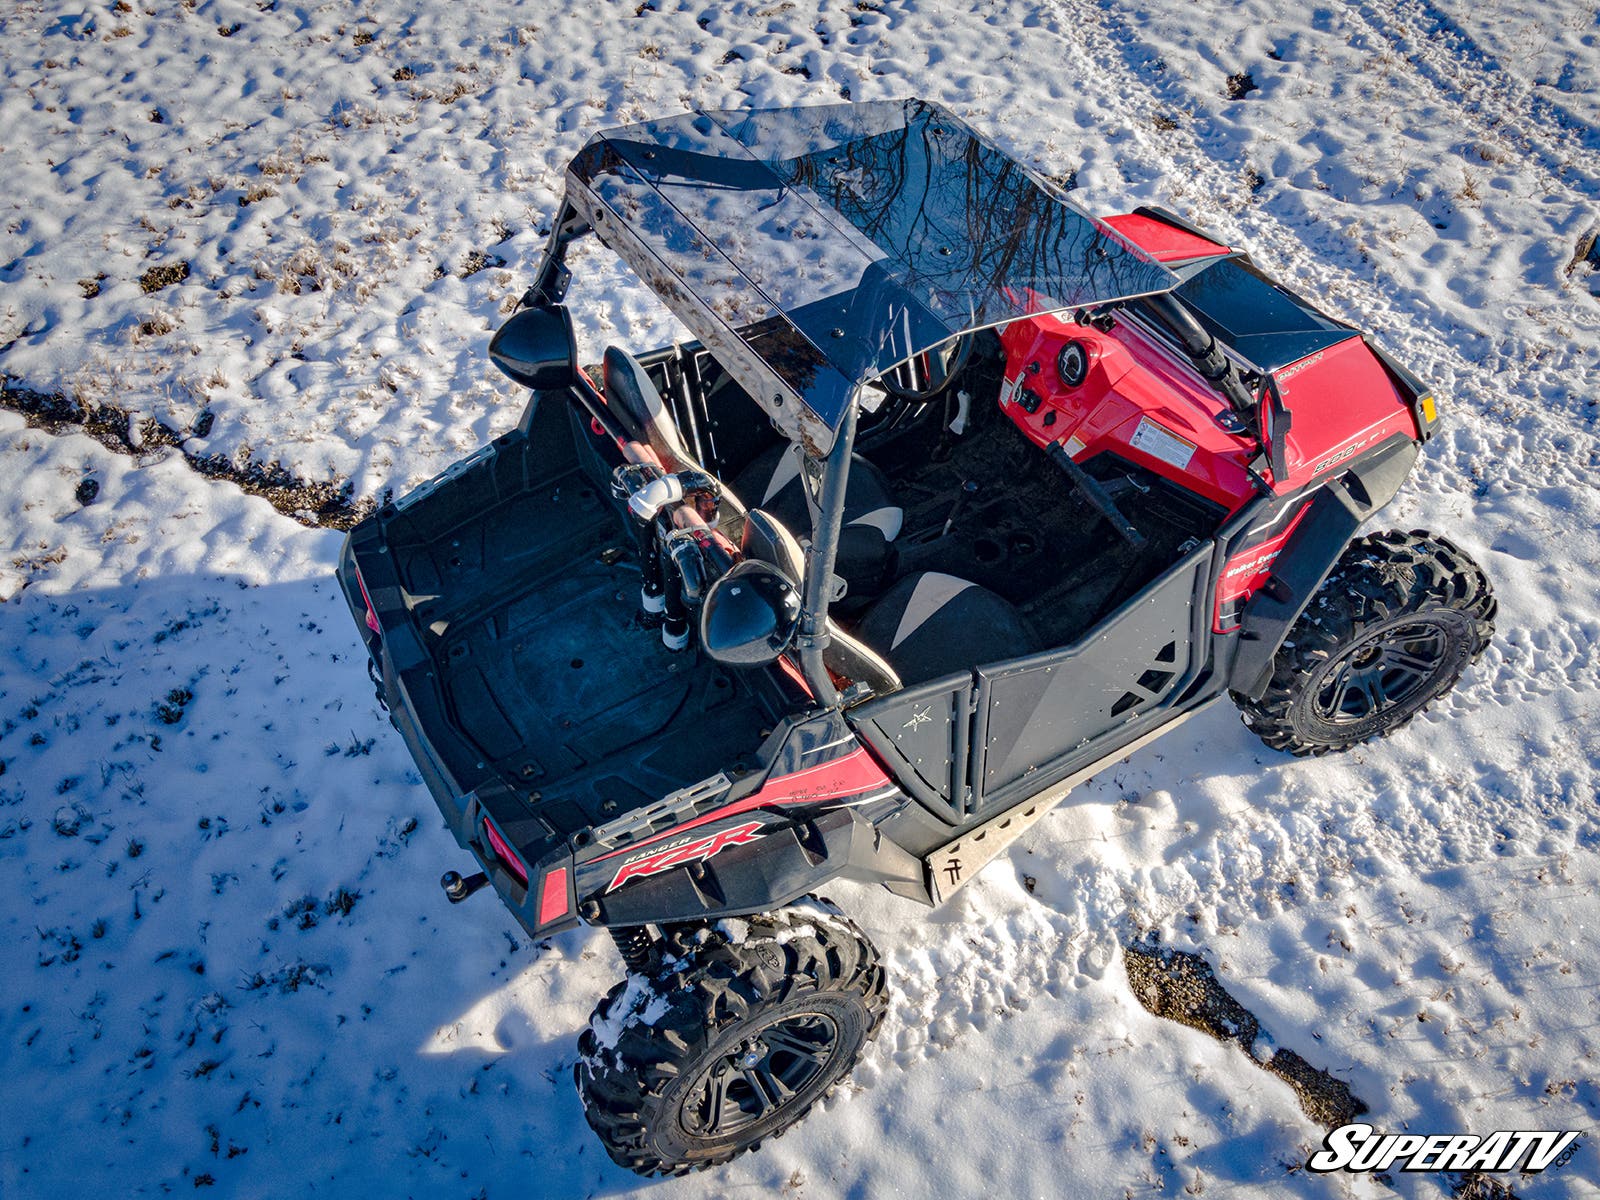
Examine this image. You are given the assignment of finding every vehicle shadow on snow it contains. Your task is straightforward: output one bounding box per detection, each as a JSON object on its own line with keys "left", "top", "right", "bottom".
{"left": 3, "top": 567, "right": 1543, "bottom": 1195}
{"left": 0, "top": 568, "right": 640, "bottom": 1195}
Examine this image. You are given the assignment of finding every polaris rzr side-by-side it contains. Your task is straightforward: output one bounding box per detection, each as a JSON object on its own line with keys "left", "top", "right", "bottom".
{"left": 336, "top": 99, "right": 1495, "bottom": 1174}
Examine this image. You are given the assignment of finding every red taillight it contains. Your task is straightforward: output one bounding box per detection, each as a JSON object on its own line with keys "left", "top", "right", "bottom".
{"left": 483, "top": 817, "right": 529, "bottom": 886}
{"left": 537, "top": 867, "right": 570, "bottom": 925}
{"left": 353, "top": 567, "right": 381, "bottom": 635}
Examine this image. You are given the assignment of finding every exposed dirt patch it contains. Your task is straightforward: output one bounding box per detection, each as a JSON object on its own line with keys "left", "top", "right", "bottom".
{"left": 456, "top": 249, "right": 506, "bottom": 279}
{"left": 1452, "top": 1173, "right": 1520, "bottom": 1199}
{"left": 138, "top": 261, "right": 189, "bottom": 294}
{"left": 1, "top": 377, "right": 373, "bottom": 529}
{"left": 1124, "top": 936, "right": 1260, "bottom": 1044}
{"left": 1123, "top": 936, "right": 1367, "bottom": 1129}
{"left": 1262, "top": 1047, "right": 1367, "bottom": 1129}
{"left": 1566, "top": 227, "right": 1599, "bottom": 296}
{"left": 1224, "top": 71, "right": 1258, "bottom": 100}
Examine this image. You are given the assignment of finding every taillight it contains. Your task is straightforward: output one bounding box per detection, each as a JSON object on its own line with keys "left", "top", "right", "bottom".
{"left": 537, "top": 867, "right": 571, "bottom": 925}
{"left": 482, "top": 816, "right": 529, "bottom": 886}
{"left": 353, "top": 567, "right": 381, "bottom": 635}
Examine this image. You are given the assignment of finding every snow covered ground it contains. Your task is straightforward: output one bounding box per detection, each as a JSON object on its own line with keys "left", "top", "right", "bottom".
{"left": 3, "top": 0, "right": 1598, "bottom": 1196}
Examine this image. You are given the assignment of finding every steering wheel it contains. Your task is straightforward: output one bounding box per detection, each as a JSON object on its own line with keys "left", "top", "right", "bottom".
{"left": 879, "top": 333, "right": 976, "bottom": 402}
{"left": 857, "top": 332, "right": 977, "bottom": 444}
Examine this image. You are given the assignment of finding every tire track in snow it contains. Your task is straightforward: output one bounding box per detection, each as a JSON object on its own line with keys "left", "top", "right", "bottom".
{"left": 1051, "top": 0, "right": 1600, "bottom": 395}
{"left": 1348, "top": 0, "right": 1600, "bottom": 179}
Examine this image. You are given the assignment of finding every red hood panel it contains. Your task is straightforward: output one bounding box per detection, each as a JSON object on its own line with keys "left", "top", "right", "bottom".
{"left": 1103, "top": 212, "right": 1230, "bottom": 263}
{"left": 1272, "top": 337, "right": 1418, "bottom": 488}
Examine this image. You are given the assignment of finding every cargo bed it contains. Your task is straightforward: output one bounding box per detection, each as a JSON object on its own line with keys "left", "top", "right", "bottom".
{"left": 339, "top": 397, "right": 775, "bottom": 843}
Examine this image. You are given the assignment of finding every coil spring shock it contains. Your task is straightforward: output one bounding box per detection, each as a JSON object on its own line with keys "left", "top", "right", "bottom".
{"left": 610, "top": 925, "right": 655, "bottom": 974}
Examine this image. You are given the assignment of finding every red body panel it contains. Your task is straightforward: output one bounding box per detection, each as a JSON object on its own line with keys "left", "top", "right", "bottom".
{"left": 998, "top": 315, "right": 1260, "bottom": 511}
{"left": 1269, "top": 336, "right": 1420, "bottom": 491}
{"left": 1213, "top": 502, "right": 1310, "bottom": 631}
{"left": 591, "top": 746, "right": 892, "bottom": 867}
{"left": 1102, "top": 212, "right": 1229, "bottom": 261}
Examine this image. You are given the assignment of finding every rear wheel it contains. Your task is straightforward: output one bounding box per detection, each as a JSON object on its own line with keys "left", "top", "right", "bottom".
{"left": 1234, "top": 531, "right": 1495, "bottom": 756}
{"left": 575, "top": 899, "right": 886, "bottom": 1176}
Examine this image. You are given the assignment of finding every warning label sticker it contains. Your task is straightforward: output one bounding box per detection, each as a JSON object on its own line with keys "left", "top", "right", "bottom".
{"left": 1129, "top": 417, "right": 1197, "bottom": 471}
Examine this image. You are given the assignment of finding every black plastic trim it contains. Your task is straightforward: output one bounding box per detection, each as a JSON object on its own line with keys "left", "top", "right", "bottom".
{"left": 1226, "top": 436, "right": 1417, "bottom": 699}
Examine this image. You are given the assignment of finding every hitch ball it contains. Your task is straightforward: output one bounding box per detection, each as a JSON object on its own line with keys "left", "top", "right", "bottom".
{"left": 440, "top": 870, "right": 489, "bottom": 904}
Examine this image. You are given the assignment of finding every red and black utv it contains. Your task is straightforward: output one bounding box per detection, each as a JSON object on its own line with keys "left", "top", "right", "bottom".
{"left": 336, "top": 99, "right": 1494, "bottom": 1174}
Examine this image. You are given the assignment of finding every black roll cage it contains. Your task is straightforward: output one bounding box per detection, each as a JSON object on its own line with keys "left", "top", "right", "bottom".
{"left": 518, "top": 195, "right": 1351, "bottom": 712}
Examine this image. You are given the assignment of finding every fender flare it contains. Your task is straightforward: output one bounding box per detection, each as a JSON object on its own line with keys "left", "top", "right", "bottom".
{"left": 1227, "top": 437, "right": 1419, "bottom": 700}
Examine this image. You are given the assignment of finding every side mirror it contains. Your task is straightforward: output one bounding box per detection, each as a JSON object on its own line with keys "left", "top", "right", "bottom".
{"left": 700, "top": 561, "right": 802, "bottom": 667}
{"left": 488, "top": 304, "right": 577, "bottom": 391}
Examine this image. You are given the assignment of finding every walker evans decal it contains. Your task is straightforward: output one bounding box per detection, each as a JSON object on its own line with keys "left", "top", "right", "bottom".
{"left": 1308, "top": 1123, "right": 1583, "bottom": 1174}
{"left": 605, "top": 821, "right": 766, "bottom": 892}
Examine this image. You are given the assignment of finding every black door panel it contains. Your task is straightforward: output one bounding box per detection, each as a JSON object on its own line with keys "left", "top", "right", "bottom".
{"left": 972, "top": 542, "right": 1212, "bottom": 810}
{"left": 849, "top": 674, "right": 974, "bottom": 823}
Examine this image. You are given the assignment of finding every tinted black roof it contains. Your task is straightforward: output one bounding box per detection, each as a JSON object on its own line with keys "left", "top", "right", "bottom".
{"left": 566, "top": 98, "right": 1179, "bottom": 451}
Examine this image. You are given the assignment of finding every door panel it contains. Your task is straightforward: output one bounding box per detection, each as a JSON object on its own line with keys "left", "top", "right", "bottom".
{"left": 849, "top": 674, "right": 974, "bottom": 823}
{"left": 971, "top": 542, "right": 1212, "bottom": 811}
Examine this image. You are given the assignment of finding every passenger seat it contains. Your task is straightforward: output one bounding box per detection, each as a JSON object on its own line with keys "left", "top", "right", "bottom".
{"left": 854, "top": 572, "right": 1038, "bottom": 686}
{"left": 733, "top": 442, "right": 903, "bottom": 604}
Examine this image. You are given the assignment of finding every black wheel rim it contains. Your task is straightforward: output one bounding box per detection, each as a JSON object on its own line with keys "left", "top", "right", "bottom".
{"left": 1311, "top": 619, "right": 1452, "bottom": 725}
{"left": 681, "top": 1012, "right": 840, "bottom": 1138}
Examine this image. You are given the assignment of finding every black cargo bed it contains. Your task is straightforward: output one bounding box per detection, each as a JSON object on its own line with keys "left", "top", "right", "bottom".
{"left": 435, "top": 559, "right": 766, "bottom": 817}
{"left": 365, "top": 398, "right": 772, "bottom": 833}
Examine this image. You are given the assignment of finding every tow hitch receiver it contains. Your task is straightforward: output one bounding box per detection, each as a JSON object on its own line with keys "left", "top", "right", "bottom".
{"left": 441, "top": 870, "right": 490, "bottom": 904}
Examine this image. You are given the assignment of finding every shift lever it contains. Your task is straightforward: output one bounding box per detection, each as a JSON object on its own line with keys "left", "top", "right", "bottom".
{"left": 942, "top": 480, "right": 980, "bottom": 537}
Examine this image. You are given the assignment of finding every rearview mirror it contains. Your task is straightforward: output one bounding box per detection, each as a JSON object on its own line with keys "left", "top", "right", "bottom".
{"left": 489, "top": 304, "right": 577, "bottom": 391}
{"left": 700, "top": 561, "right": 802, "bottom": 667}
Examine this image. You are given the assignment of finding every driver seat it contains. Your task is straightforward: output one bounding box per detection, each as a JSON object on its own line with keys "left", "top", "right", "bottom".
{"left": 602, "top": 344, "right": 904, "bottom": 604}
{"left": 732, "top": 442, "right": 902, "bottom": 605}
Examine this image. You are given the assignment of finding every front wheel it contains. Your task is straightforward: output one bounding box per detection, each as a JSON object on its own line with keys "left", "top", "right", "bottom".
{"left": 575, "top": 899, "right": 886, "bottom": 1176}
{"left": 1234, "top": 530, "right": 1495, "bottom": 756}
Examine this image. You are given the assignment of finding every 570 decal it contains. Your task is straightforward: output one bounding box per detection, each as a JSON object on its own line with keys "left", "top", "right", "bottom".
{"left": 606, "top": 820, "right": 766, "bottom": 893}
